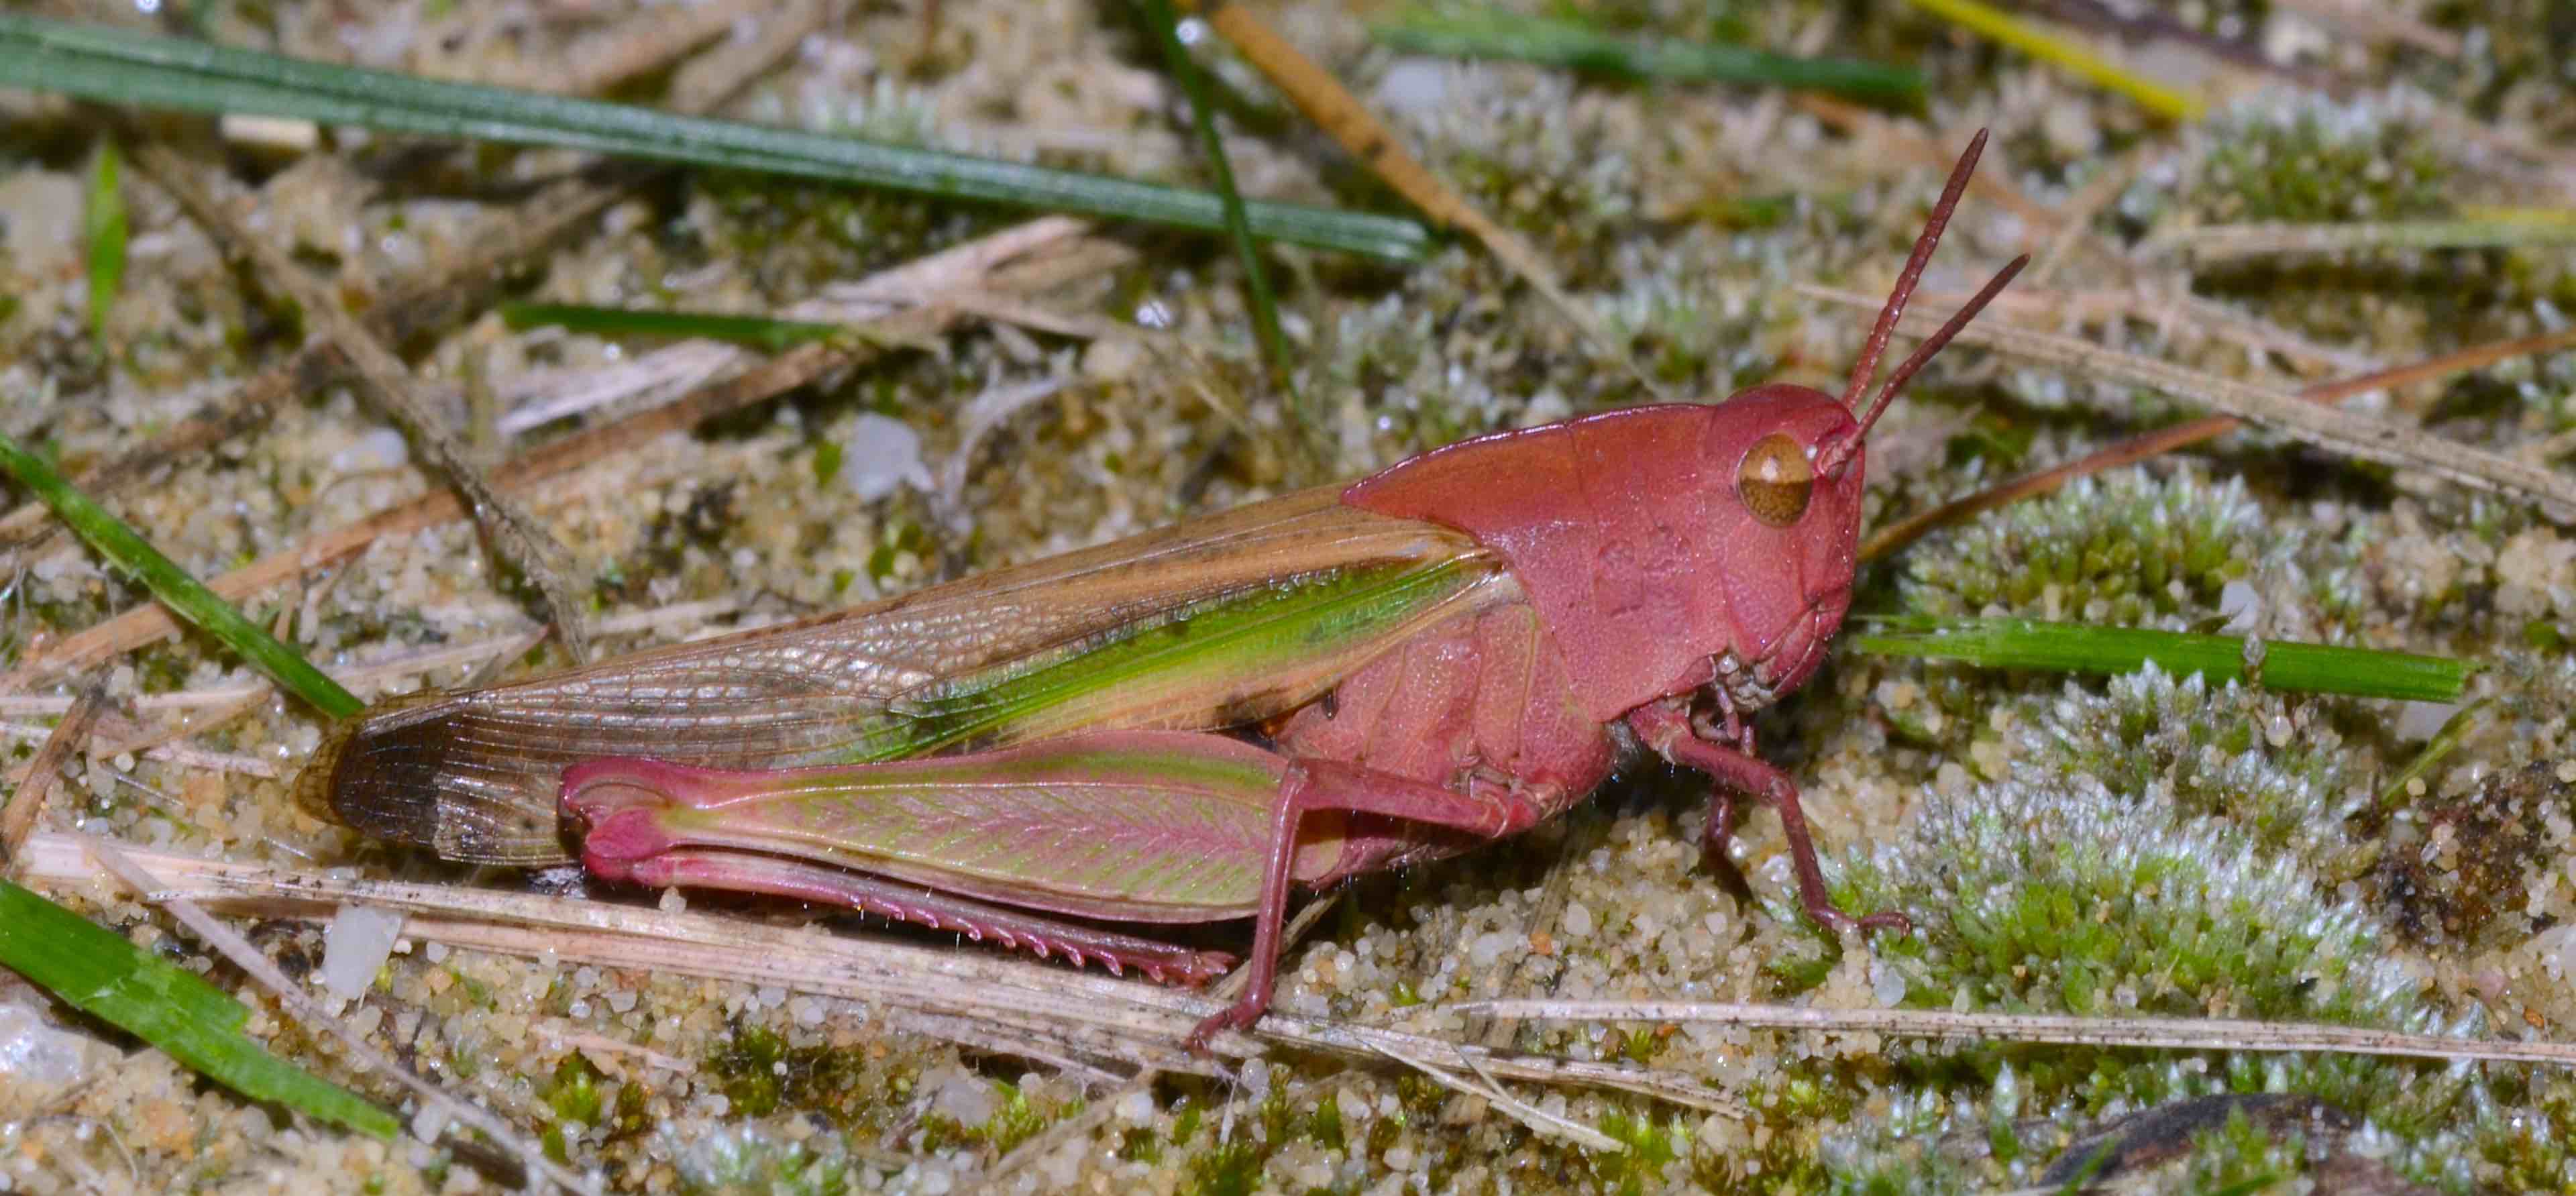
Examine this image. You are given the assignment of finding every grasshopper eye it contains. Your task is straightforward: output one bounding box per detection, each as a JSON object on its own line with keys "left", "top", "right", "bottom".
{"left": 1737, "top": 433, "right": 1814, "bottom": 527}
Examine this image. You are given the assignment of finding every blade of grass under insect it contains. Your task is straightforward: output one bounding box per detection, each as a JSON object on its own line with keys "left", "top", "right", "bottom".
{"left": 83, "top": 140, "right": 124, "bottom": 347}
{"left": 500, "top": 303, "right": 847, "bottom": 353}
{"left": 1144, "top": 0, "right": 1295, "bottom": 398}
{"left": 1371, "top": 7, "right": 1922, "bottom": 101}
{"left": 0, "top": 13, "right": 1428, "bottom": 261}
{"left": 0, "top": 431, "right": 364, "bottom": 718}
{"left": 1898, "top": 0, "right": 2204, "bottom": 121}
{"left": 0, "top": 878, "right": 398, "bottom": 1138}
{"left": 1848, "top": 616, "right": 2471, "bottom": 702}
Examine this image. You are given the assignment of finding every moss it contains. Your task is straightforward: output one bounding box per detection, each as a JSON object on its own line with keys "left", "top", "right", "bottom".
{"left": 1582, "top": 1108, "right": 1684, "bottom": 1196}
{"left": 1393, "top": 68, "right": 1642, "bottom": 278}
{"left": 1183, "top": 1138, "right": 1261, "bottom": 1196}
{"left": 2186, "top": 97, "right": 2453, "bottom": 225}
{"left": 1307, "top": 1094, "right": 1344, "bottom": 1150}
{"left": 705, "top": 1022, "right": 787, "bottom": 1119}
{"left": 1899, "top": 468, "right": 2271, "bottom": 628}
{"left": 704, "top": 1021, "right": 928, "bottom": 1141}
{"left": 1851, "top": 774, "right": 2422, "bottom": 1025}
{"left": 1118, "top": 1125, "right": 1163, "bottom": 1165}
{"left": 672, "top": 1125, "right": 859, "bottom": 1196}
{"left": 538, "top": 1052, "right": 606, "bottom": 1164}
{"left": 2179, "top": 1106, "right": 2304, "bottom": 1193}
{"left": 1596, "top": 266, "right": 1773, "bottom": 392}
{"left": 691, "top": 82, "right": 989, "bottom": 296}
{"left": 1807, "top": 767, "right": 2479, "bottom": 1188}
{"left": 2473, "top": 1069, "right": 2576, "bottom": 1191}
{"left": 907, "top": 1077, "right": 1078, "bottom": 1165}
{"left": 2009, "top": 667, "right": 2364, "bottom": 857}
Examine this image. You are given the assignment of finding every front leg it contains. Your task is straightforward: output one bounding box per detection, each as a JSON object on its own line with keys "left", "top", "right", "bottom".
{"left": 1628, "top": 704, "right": 1909, "bottom": 936}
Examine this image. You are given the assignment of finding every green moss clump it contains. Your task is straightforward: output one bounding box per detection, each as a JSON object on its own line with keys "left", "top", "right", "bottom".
{"left": 2010, "top": 667, "right": 2363, "bottom": 855}
{"left": 918, "top": 1078, "right": 1069, "bottom": 1157}
{"left": 2179, "top": 1106, "right": 2306, "bottom": 1193}
{"left": 1184, "top": 1138, "right": 1262, "bottom": 1196}
{"left": 543, "top": 1052, "right": 604, "bottom": 1126}
{"left": 1394, "top": 68, "right": 1641, "bottom": 276}
{"left": 1597, "top": 266, "right": 1772, "bottom": 392}
{"left": 2473, "top": 1070, "right": 2576, "bottom": 1191}
{"left": 538, "top": 1052, "right": 608, "bottom": 1164}
{"left": 1899, "top": 468, "right": 2271, "bottom": 628}
{"left": 696, "top": 80, "right": 989, "bottom": 297}
{"left": 672, "top": 1125, "right": 859, "bottom": 1196}
{"left": 705, "top": 1023, "right": 788, "bottom": 1119}
{"left": 2184, "top": 96, "right": 2453, "bottom": 225}
{"left": 703, "top": 1022, "right": 916, "bottom": 1138}
{"left": 1817, "top": 773, "right": 2479, "bottom": 1188}
{"left": 1583, "top": 1109, "right": 1685, "bottom": 1196}
{"left": 1852, "top": 774, "right": 2418, "bottom": 1024}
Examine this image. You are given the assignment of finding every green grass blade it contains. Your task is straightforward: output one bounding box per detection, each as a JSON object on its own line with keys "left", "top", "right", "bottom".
{"left": 1847, "top": 616, "right": 2471, "bottom": 702}
{"left": 2376, "top": 698, "right": 2491, "bottom": 809}
{"left": 1371, "top": 7, "right": 1922, "bottom": 100}
{"left": 0, "top": 878, "right": 398, "bottom": 1138}
{"left": 83, "top": 140, "right": 124, "bottom": 347}
{"left": 500, "top": 303, "right": 847, "bottom": 352}
{"left": 0, "top": 13, "right": 1428, "bottom": 261}
{"left": 1144, "top": 0, "right": 1294, "bottom": 394}
{"left": 0, "top": 431, "right": 364, "bottom": 718}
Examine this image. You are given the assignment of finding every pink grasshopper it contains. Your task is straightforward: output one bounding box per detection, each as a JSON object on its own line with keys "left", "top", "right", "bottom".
{"left": 302, "top": 133, "right": 2025, "bottom": 1045}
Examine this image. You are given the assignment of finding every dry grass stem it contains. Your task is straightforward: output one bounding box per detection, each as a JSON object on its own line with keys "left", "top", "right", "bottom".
{"left": 1859, "top": 324, "right": 2576, "bottom": 559}
{"left": 1183, "top": 0, "right": 1650, "bottom": 392}
{"left": 1366, "top": 1036, "right": 1625, "bottom": 1151}
{"left": 1803, "top": 284, "right": 2576, "bottom": 521}
{"left": 76, "top": 835, "right": 600, "bottom": 1195}
{"left": 2148, "top": 219, "right": 2576, "bottom": 261}
{"left": 0, "top": 218, "right": 1101, "bottom": 688}
{"left": 0, "top": 11, "right": 808, "bottom": 558}
{"left": 16, "top": 834, "right": 1737, "bottom": 1114}
{"left": 0, "top": 598, "right": 745, "bottom": 718}
{"left": 0, "top": 721, "right": 270, "bottom": 779}
{"left": 1438, "top": 999, "right": 2576, "bottom": 1068}
{"left": 1984, "top": 286, "right": 2380, "bottom": 374}
{"left": 2269, "top": 0, "right": 2463, "bottom": 56}
{"left": 131, "top": 141, "right": 600, "bottom": 661}
{"left": 670, "top": 0, "right": 828, "bottom": 111}
{"left": 0, "top": 683, "right": 107, "bottom": 867}
{"left": 542, "top": 0, "right": 759, "bottom": 97}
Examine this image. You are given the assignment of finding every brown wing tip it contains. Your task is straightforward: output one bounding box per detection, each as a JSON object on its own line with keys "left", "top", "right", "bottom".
{"left": 294, "top": 699, "right": 576, "bottom": 867}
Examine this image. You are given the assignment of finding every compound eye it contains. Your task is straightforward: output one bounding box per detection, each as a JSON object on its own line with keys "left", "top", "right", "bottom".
{"left": 1737, "top": 433, "right": 1814, "bottom": 527}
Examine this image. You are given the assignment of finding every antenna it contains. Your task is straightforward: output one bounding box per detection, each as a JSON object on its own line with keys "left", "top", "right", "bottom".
{"left": 1816, "top": 131, "right": 2027, "bottom": 478}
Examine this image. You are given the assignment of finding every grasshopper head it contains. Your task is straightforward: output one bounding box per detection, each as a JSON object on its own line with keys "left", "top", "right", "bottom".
{"left": 1703, "top": 130, "right": 2027, "bottom": 708}
{"left": 1699, "top": 382, "right": 1869, "bottom": 706}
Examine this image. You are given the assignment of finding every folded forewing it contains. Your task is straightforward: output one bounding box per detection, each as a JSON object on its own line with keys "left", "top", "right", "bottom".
{"left": 302, "top": 486, "right": 1513, "bottom": 863}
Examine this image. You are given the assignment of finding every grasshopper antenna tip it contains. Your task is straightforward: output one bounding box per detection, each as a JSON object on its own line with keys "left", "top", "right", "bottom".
{"left": 1819, "top": 130, "right": 2021, "bottom": 477}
